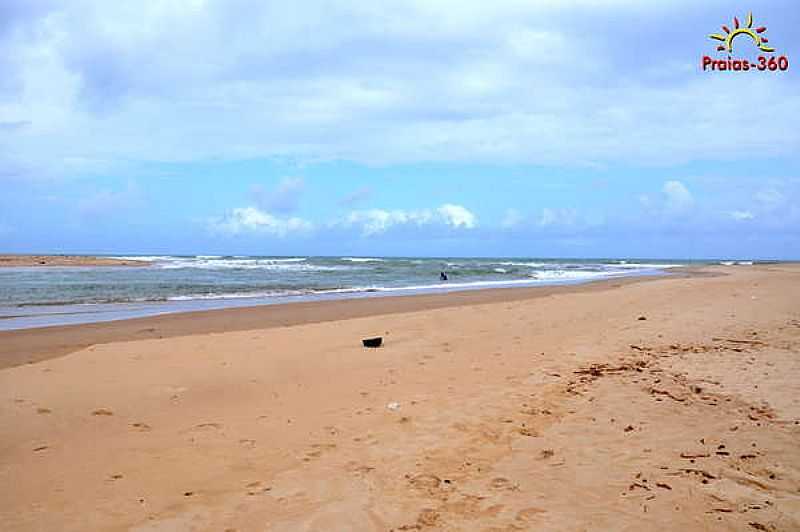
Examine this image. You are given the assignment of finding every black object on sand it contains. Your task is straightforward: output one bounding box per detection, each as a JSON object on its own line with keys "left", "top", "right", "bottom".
{"left": 362, "top": 337, "right": 383, "bottom": 348}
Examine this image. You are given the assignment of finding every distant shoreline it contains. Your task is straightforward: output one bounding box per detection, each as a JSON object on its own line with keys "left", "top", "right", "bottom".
{"left": 0, "top": 255, "right": 147, "bottom": 267}
{"left": 0, "top": 266, "right": 700, "bottom": 369}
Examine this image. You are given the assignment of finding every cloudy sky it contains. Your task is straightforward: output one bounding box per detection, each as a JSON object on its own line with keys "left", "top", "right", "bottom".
{"left": 1, "top": 0, "right": 798, "bottom": 258}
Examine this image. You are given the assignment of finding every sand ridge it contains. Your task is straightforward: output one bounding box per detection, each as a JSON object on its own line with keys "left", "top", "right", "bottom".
{"left": 0, "top": 255, "right": 147, "bottom": 267}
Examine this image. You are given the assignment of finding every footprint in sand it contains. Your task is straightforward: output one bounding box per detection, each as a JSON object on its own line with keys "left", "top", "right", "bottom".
{"left": 193, "top": 422, "right": 222, "bottom": 430}
{"left": 245, "top": 480, "right": 271, "bottom": 496}
{"left": 36, "top": 407, "right": 52, "bottom": 414}
{"left": 92, "top": 409, "right": 114, "bottom": 416}
{"left": 489, "top": 477, "right": 518, "bottom": 491}
{"left": 131, "top": 422, "right": 152, "bottom": 432}
{"left": 408, "top": 473, "right": 442, "bottom": 489}
{"left": 516, "top": 507, "right": 547, "bottom": 522}
{"left": 303, "top": 443, "right": 337, "bottom": 461}
{"left": 415, "top": 509, "right": 440, "bottom": 527}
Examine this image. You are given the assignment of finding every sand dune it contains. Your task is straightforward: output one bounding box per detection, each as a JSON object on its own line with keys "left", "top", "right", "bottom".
{"left": 1, "top": 265, "right": 799, "bottom": 531}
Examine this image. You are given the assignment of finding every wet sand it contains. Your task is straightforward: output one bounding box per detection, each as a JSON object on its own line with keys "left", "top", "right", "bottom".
{"left": 0, "top": 255, "right": 147, "bottom": 267}
{"left": 1, "top": 264, "right": 799, "bottom": 531}
{"left": 0, "top": 273, "right": 668, "bottom": 370}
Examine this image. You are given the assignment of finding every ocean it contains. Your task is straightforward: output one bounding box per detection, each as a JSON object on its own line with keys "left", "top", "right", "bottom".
{"left": 0, "top": 256, "right": 723, "bottom": 330}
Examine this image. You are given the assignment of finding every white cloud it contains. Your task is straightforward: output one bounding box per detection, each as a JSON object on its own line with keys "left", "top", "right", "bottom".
{"left": 729, "top": 210, "right": 754, "bottom": 221}
{"left": 437, "top": 203, "right": 476, "bottom": 229}
{"left": 1, "top": 1, "right": 798, "bottom": 177}
{"left": 210, "top": 207, "right": 312, "bottom": 237}
{"left": 338, "top": 203, "right": 476, "bottom": 235}
{"left": 343, "top": 209, "right": 425, "bottom": 235}
{"left": 662, "top": 180, "right": 693, "bottom": 211}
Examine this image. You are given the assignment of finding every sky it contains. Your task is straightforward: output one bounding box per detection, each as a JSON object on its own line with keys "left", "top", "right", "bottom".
{"left": 1, "top": 0, "right": 799, "bottom": 259}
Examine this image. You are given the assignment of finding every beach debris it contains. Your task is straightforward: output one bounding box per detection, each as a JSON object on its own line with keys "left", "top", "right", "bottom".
{"left": 386, "top": 401, "right": 400, "bottom": 411}
{"left": 574, "top": 360, "right": 647, "bottom": 378}
{"left": 649, "top": 387, "right": 688, "bottom": 402}
{"left": 676, "top": 468, "right": 718, "bottom": 480}
{"left": 628, "top": 481, "right": 650, "bottom": 491}
{"left": 680, "top": 452, "right": 710, "bottom": 459}
{"left": 362, "top": 336, "right": 383, "bottom": 348}
{"left": 712, "top": 337, "right": 766, "bottom": 346}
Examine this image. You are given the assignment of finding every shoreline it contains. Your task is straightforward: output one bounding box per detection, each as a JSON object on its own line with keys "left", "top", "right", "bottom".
{"left": 0, "top": 267, "right": 700, "bottom": 370}
{"left": 0, "top": 268, "right": 673, "bottom": 332}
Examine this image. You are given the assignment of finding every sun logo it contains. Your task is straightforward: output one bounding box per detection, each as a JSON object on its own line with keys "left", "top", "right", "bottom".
{"left": 709, "top": 13, "right": 774, "bottom": 53}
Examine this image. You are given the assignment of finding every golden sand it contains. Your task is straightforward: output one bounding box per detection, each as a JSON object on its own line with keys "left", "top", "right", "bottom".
{"left": 1, "top": 265, "right": 799, "bottom": 530}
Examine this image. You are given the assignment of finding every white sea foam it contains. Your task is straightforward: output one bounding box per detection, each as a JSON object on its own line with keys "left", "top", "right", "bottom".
{"left": 530, "top": 270, "right": 625, "bottom": 281}
{"left": 110, "top": 255, "right": 178, "bottom": 262}
{"left": 493, "top": 261, "right": 553, "bottom": 267}
{"left": 167, "top": 290, "right": 306, "bottom": 301}
{"left": 158, "top": 259, "right": 342, "bottom": 271}
{"left": 719, "top": 260, "right": 754, "bottom": 266}
{"left": 341, "top": 257, "right": 385, "bottom": 262}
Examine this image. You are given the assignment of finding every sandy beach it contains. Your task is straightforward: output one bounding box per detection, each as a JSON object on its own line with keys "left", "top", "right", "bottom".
{"left": 1, "top": 264, "right": 799, "bottom": 531}
{"left": 0, "top": 255, "right": 147, "bottom": 268}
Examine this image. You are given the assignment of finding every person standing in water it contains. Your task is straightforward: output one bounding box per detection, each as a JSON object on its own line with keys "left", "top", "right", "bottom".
{"left": 440, "top": 271, "right": 448, "bottom": 281}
